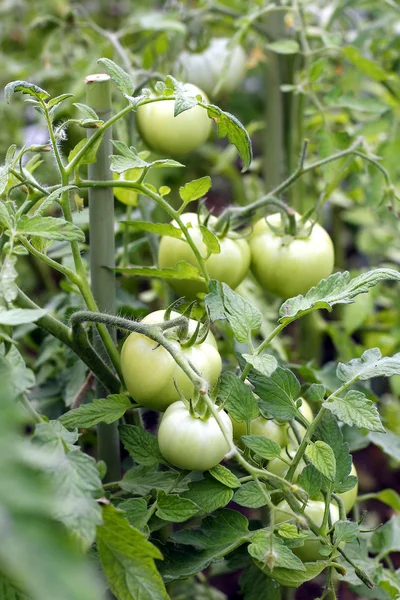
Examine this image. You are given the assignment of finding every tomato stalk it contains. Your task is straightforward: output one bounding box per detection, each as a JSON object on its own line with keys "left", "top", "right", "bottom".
{"left": 86, "top": 73, "right": 121, "bottom": 481}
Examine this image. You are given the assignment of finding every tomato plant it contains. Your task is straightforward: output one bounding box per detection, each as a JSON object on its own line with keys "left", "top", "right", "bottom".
{"left": 136, "top": 83, "right": 212, "bottom": 156}
{"left": 249, "top": 213, "right": 335, "bottom": 299}
{"left": 158, "top": 212, "right": 251, "bottom": 297}
{"left": 120, "top": 310, "right": 222, "bottom": 411}
{"left": 157, "top": 400, "right": 233, "bottom": 471}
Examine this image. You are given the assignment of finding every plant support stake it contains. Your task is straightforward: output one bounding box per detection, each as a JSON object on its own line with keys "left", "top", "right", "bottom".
{"left": 86, "top": 73, "right": 121, "bottom": 481}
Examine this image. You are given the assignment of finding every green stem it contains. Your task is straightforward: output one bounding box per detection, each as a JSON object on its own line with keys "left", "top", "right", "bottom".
{"left": 20, "top": 393, "right": 43, "bottom": 424}
{"left": 264, "top": 41, "right": 285, "bottom": 191}
{"left": 86, "top": 73, "right": 121, "bottom": 482}
{"left": 20, "top": 238, "right": 81, "bottom": 284}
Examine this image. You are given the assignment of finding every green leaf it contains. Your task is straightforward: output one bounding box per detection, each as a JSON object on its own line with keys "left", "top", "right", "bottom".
{"left": 156, "top": 491, "right": 200, "bottom": 522}
{"left": 17, "top": 216, "right": 85, "bottom": 243}
{"left": 0, "top": 307, "right": 46, "bottom": 326}
{"left": 314, "top": 412, "right": 352, "bottom": 488}
{"left": 256, "top": 558, "right": 330, "bottom": 587}
{"left": 97, "top": 58, "right": 135, "bottom": 96}
{"left": 369, "top": 430, "right": 400, "bottom": 462}
{"left": 172, "top": 508, "right": 249, "bottom": 549}
{"left": 370, "top": 514, "right": 400, "bottom": 555}
{"left": 110, "top": 141, "right": 184, "bottom": 173}
{"left": 120, "top": 465, "right": 189, "bottom": 496}
{"left": 233, "top": 481, "right": 269, "bottom": 508}
{"left": 279, "top": 269, "right": 400, "bottom": 324}
{"left": 118, "top": 498, "right": 149, "bottom": 532}
{"left": 0, "top": 574, "right": 29, "bottom": 600}
{"left": 267, "top": 40, "right": 300, "bottom": 54}
{"left": 363, "top": 489, "right": 400, "bottom": 511}
{"left": 68, "top": 135, "right": 104, "bottom": 168}
{"left": 334, "top": 521, "right": 359, "bottom": 544}
{"left": 242, "top": 353, "right": 278, "bottom": 377}
{"left": 123, "top": 220, "right": 183, "bottom": 238}
{"left": 33, "top": 421, "right": 103, "bottom": 546}
{"left": 179, "top": 176, "right": 211, "bottom": 206}
{"left": 308, "top": 58, "right": 328, "bottom": 82}
{"left": 297, "top": 465, "right": 323, "bottom": 500}
{"left": 240, "top": 564, "right": 281, "bottom": 600}
{"left": 113, "top": 261, "right": 204, "bottom": 281}
{"left": 97, "top": 504, "right": 169, "bottom": 600}
{"left": 120, "top": 424, "right": 165, "bottom": 466}
{"left": 249, "top": 532, "right": 305, "bottom": 571}
{"left": 305, "top": 441, "right": 336, "bottom": 482}
{"left": 337, "top": 348, "right": 400, "bottom": 383}
{"left": 205, "top": 281, "right": 262, "bottom": 342}
{"left": 35, "top": 185, "right": 79, "bottom": 216}
{"left": 4, "top": 80, "right": 50, "bottom": 103}
{"left": 218, "top": 372, "right": 259, "bottom": 423}
{"left": 209, "top": 464, "right": 241, "bottom": 488}
{"left": 60, "top": 394, "right": 132, "bottom": 429}
{"left": 181, "top": 477, "right": 233, "bottom": 515}
{"left": 304, "top": 383, "right": 326, "bottom": 404}
{"left": 242, "top": 435, "right": 281, "bottom": 460}
{"left": 343, "top": 46, "right": 389, "bottom": 81}
{"left": 323, "top": 389, "right": 385, "bottom": 433}
{"left": 73, "top": 103, "right": 99, "bottom": 120}
{"left": 199, "top": 224, "right": 220, "bottom": 255}
{"left": 205, "top": 105, "right": 252, "bottom": 171}
{"left": 248, "top": 366, "right": 301, "bottom": 421}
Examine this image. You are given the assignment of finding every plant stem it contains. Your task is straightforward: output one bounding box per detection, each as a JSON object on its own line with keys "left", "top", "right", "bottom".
{"left": 86, "top": 73, "right": 121, "bottom": 482}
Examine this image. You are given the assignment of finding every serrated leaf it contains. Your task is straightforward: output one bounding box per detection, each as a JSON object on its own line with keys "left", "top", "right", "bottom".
{"left": 73, "top": 103, "right": 99, "bottom": 120}
{"left": 0, "top": 307, "right": 46, "bottom": 326}
{"left": 242, "top": 353, "right": 278, "bottom": 377}
{"left": 267, "top": 40, "right": 300, "bottom": 54}
{"left": 209, "top": 464, "right": 240, "bottom": 488}
{"left": 110, "top": 142, "right": 183, "bottom": 173}
{"left": 242, "top": 435, "right": 281, "bottom": 460}
{"left": 47, "top": 93, "right": 74, "bottom": 108}
{"left": 199, "top": 225, "right": 220, "bottom": 255}
{"left": 233, "top": 481, "right": 269, "bottom": 508}
{"left": 297, "top": 465, "right": 323, "bottom": 500}
{"left": 156, "top": 491, "right": 200, "bottom": 522}
{"left": 123, "top": 220, "right": 183, "bottom": 238}
{"left": 218, "top": 371, "right": 259, "bottom": 423}
{"left": 240, "top": 564, "right": 281, "bottom": 600}
{"left": 343, "top": 46, "right": 388, "bottom": 81}
{"left": 181, "top": 477, "right": 233, "bottom": 515}
{"left": 174, "top": 90, "right": 198, "bottom": 117}
{"left": 304, "top": 383, "right": 326, "bottom": 404}
{"left": 323, "top": 389, "right": 385, "bottom": 432}
{"left": 60, "top": 395, "right": 132, "bottom": 429}
{"left": 337, "top": 348, "right": 400, "bottom": 383}
{"left": 369, "top": 430, "right": 400, "bottom": 461}
{"left": 119, "top": 498, "right": 149, "bottom": 532}
{"left": 120, "top": 464, "right": 190, "bottom": 496}
{"left": 17, "top": 216, "right": 85, "bottom": 242}
{"left": 205, "top": 105, "right": 252, "bottom": 171}
{"left": 314, "top": 412, "right": 352, "bottom": 487}
{"left": 305, "top": 441, "right": 336, "bottom": 482}
{"left": 179, "top": 176, "right": 211, "bottom": 205}
{"left": 36, "top": 185, "right": 78, "bottom": 216}
{"left": 171, "top": 508, "right": 249, "bottom": 550}
{"left": 248, "top": 367, "right": 301, "bottom": 421}
{"left": 97, "top": 504, "right": 169, "bottom": 600}
{"left": 97, "top": 58, "right": 135, "bottom": 96}
{"left": 279, "top": 269, "right": 400, "bottom": 324}
{"left": 256, "top": 559, "right": 330, "bottom": 587}
{"left": 277, "top": 523, "right": 308, "bottom": 540}
{"left": 334, "top": 520, "right": 359, "bottom": 544}
{"left": 205, "top": 281, "right": 262, "bottom": 342}
{"left": 4, "top": 80, "right": 49, "bottom": 103}
{"left": 249, "top": 531, "right": 305, "bottom": 571}
{"left": 112, "top": 261, "right": 204, "bottom": 281}
{"left": 119, "top": 425, "right": 164, "bottom": 466}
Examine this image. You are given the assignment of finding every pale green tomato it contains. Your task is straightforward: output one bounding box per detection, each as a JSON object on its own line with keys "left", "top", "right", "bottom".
{"left": 113, "top": 170, "right": 138, "bottom": 206}
{"left": 158, "top": 400, "right": 233, "bottom": 471}
{"left": 231, "top": 415, "right": 287, "bottom": 448}
{"left": 250, "top": 213, "right": 335, "bottom": 299}
{"left": 175, "top": 38, "right": 247, "bottom": 98}
{"left": 136, "top": 83, "right": 212, "bottom": 156}
{"left": 158, "top": 212, "right": 251, "bottom": 298}
{"left": 275, "top": 499, "right": 340, "bottom": 562}
{"left": 338, "top": 463, "right": 358, "bottom": 514}
{"left": 267, "top": 446, "right": 306, "bottom": 480}
{"left": 120, "top": 310, "right": 221, "bottom": 411}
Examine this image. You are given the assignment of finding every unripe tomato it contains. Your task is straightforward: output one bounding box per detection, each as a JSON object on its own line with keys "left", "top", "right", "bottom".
{"left": 158, "top": 212, "right": 251, "bottom": 298}
{"left": 113, "top": 170, "right": 138, "bottom": 206}
{"left": 158, "top": 400, "right": 233, "bottom": 471}
{"left": 120, "top": 310, "right": 221, "bottom": 411}
{"left": 136, "top": 83, "right": 212, "bottom": 156}
{"left": 249, "top": 213, "right": 335, "bottom": 299}
{"left": 231, "top": 415, "right": 288, "bottom": 448}
{"left": 338, "top": 463, "right": 358, "bottom": 514}
{"left": 274, "top": 499, "right": 340, "bottom": 562}
{"left": 175, "top": 38, "right": 247, "bottom": 98}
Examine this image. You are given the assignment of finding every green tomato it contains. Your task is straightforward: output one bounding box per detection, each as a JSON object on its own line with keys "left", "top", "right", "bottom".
{"left": 113, "top": 169, "right": 138, "bottom": 206}
{"left": 231, "top": 415, "right": 288, "bottom": 448}
{"left": 338, "top": 463, "right": 358, "bottom": 514}
{"left": 158, "top": 212, "right": 251, "bottom": 298}
{"left": 136, "top": 83, "right": 212, "bottom": 156}
{"left": 120, "top": 310, "right": 221, "bottom": 411}
{"left": 158, "top": 400, "right": 233, "bottom": 471}
{"left": 175, "top": 38, "right": 247, "bottom": 98}
{"left": 249, "top": 213, "right": 335, "bottom": 299}
{"left": 275, "top": 499, "right": 340, "bottom": 562}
